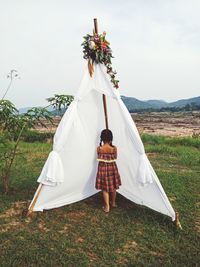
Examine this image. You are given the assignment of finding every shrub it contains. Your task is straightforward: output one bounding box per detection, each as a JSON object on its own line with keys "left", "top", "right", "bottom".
{"left": 22, "top": 130, "right": 54, "bottom": 143}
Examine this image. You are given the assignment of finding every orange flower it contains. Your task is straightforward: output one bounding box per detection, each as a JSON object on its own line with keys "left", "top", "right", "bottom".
{"left": 101, "top": 41, "right": 108, "bottom": 50}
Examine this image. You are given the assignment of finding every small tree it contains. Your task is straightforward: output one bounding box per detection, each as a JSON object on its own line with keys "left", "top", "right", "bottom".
{"left": 47, "top": 94, "right": 74, "bottom": 116}
{"left": 0, "top": 89, "right": 74, "bottom": 193}
{"left": 0, "top": 100, "right": 53, "bottom": 193}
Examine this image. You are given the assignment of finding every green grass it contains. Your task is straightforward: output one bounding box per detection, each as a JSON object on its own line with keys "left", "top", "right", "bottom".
{"left": 0, "top": 136, "right": 200, "bottom": 267}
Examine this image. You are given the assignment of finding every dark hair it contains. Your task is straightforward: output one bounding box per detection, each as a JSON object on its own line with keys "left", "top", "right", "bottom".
{"left": 99, "top": 129, "right": 114, "bottom": 147}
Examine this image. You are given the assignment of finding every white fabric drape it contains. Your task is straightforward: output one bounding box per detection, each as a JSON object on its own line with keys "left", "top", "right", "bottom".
{"left": 30, "top": 63, "right": 175, "bottom": 221}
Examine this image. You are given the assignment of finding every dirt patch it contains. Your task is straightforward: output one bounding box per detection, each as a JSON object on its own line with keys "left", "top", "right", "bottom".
{"left": 58, "top": 225, "right": 70, "bottom": 234}
{"left": 133, "top": 111, "right": 200, "bottom": 137}
{"left": 116, "top": 240, "right": 139, "bottom": 265}
{"left": 90, "top": 216, "right": 98, "bottom": 224}
{"left": 88, "top": 251, "right": 100, "bottom": 263}
{"left": 169, "top": 196, "right": 177, "bottom": 202}
{"left": 35, "top": 111, "right": 200, "bottom": 137}
{"left": 0, "top": 201, "right": 27, "bottom": 219}
{"left": 123, "top": 240, "right": 138, "bottom": 250}
{"left": 0, "top": 201, "right": 30, "bottom": 233}
{"left": 146, "top": 153, "right": 158, "bottom": 157}
{"left": 195, "top": 221, "right": 200, "bottom": 234}
{"left": 37, "top": 221, "right": 50, "bottom": 232}
{"left": 67, "top": 211, "right": 86, "bottom": 220}
{"left": 149, "top": 250, "right": 164, "bottom": 257}
{"left": 75, "top": 237, "right": 84, "bottom": 243}
{"left": 116, "top": 240, "right": 138, "bottom": 255}
{"left": 135, "top": 229, "right": 144, "bottom": 235}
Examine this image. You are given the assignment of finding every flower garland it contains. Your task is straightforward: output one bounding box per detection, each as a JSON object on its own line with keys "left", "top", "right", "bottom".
{"left": 81, "top": 32, "right": 119, "bottom": 89}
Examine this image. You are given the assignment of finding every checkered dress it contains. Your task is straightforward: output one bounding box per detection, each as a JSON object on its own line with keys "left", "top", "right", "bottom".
{"left": 95, "top": 148, "right": 121, "bottom": 192}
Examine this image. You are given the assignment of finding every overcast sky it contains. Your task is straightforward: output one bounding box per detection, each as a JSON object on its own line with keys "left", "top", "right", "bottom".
{"left": 0, "top": 0, "right": 200, "bottom": 108}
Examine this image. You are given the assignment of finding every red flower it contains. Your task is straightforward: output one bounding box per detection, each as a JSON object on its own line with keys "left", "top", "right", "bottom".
{"left": 101, "top": 41, "right": 108, "bottom": 51}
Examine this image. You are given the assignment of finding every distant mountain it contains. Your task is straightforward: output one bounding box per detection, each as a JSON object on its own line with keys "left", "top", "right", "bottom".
{"left": 121, "top": 96, "right": 152, "bottom": 110}
{"left": 168, "top": 96, "right": 200, "bottom": 108}
{"left": 19, "top": 95, "right": 200, "bottom": 114}
{"left": 121, "top": 96, "right": 169, "bottom": 110}
{"left": 121, "top": 95, "right": 200, "bottom": 112}
{"left": 19, "top": 106, "right": 54, "bottom": 114}
{"left": 145, "top": 99, "right": 168, "bottom": 109}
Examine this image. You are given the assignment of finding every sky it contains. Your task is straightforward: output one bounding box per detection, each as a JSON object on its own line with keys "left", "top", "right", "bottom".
{"left": 0, "top": 0, "right": 200, "bottom": 108}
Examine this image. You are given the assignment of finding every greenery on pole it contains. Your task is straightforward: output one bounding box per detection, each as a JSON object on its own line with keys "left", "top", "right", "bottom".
{"left": 82, "top": 32, "right": 119, "bottom": 89}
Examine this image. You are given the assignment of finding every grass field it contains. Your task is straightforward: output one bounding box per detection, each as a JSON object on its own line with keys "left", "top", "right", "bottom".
{"left": 0, "top": 134, "right": 200, "bottom": 267}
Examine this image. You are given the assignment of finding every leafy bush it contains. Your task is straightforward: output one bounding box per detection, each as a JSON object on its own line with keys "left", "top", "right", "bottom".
{"left": 142, "top": 133, "right": 200, "bottom": 149}
{"left": 165, "top": 136, "right": 200, "bottom": 149}
{"left": 0, "top": 100, "right": 53, "bottom": 193}
{"left": 141, "top": 134, "right": 166, "bottom": 145}
{"left": 0, "top": 133, "right": 15, "bottom": 192}
{"left": 0, "top": 93, "right": 74, "bottom": 193}
{"left": 22, "top": 130, "right": 54, "bottom": 143}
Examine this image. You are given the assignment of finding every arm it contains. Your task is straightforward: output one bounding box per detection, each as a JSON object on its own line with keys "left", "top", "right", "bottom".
{"left": 114, "top": 146, "right": 117, "bottom": 159}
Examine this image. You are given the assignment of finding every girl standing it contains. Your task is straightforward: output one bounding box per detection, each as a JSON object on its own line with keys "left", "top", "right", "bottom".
{"left": 95, "top": 129, "right": 122, "bottom": 213}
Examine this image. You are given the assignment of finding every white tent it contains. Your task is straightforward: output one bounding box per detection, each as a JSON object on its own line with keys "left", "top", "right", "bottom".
{"left": 29, "top": 63, "right": 175, "bottom": 221}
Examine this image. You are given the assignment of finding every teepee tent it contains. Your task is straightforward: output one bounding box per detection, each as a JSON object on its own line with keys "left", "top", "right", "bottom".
{"left": 28, "top": 19, "right": 179, "bottom": 224}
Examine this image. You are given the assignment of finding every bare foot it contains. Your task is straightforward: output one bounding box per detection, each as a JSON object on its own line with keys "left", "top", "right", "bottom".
{"left": 102, "top": 206, "right": 110, "bottom": 213}
{"left": 111, "top": 203, "right": 118, "bottom": 208}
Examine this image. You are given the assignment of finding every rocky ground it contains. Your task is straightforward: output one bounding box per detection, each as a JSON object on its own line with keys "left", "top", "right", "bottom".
{"left": 36, "top": 111, "right": 200, "bottom": 137}
{"left": 132, "top": 111, "right": 200, "bottom": 137}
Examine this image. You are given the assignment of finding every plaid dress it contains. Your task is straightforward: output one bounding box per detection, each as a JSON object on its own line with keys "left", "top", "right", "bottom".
{"left": 95, "top": 148, "right": 121, "bottom": 192}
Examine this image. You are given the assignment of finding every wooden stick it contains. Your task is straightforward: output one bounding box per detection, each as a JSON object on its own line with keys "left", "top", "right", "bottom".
{"left": 94, "top": 18, "right": 98, "bottom": 35}
{"left": 175, "top": 211, "right": 182, "bottom": 230}
{"left": 102, "top": 95, "right": 109, "bottom": 129}
{"left": 93, "top": 18, "right": 109, "bottom": 129}
{"left": 88, "top": 60, "right": 94, "bottom": 77}
{"left": 27, "top": 183, "right": 43, "bottom": 216}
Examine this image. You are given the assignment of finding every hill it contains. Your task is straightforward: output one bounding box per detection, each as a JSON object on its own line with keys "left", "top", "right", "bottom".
{"left": 121, "top": 95, "right": 200, "bottom": 112}
{"left": 168, "top": 96, "right": 200, "bottom": 108}
{"left": 19, "top": 96, "right": 200, "bottom": 114}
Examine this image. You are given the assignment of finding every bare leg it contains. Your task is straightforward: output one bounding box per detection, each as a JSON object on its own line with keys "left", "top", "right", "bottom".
{"left": 111, "top": 190, "right": 117, "bottom": 207}
{"left": 102, "top": 190, "right": 110, "bottom": 212}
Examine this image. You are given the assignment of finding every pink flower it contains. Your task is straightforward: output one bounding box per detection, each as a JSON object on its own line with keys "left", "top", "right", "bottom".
{"left": 94, "top": 35, "right": 99, "bottom": 41}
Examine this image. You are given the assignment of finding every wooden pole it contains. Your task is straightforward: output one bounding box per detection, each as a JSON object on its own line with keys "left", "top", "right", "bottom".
{"left": 175, "top": 211, "right": 182, "bottom": 230}
{"left": 94, "top": 18, "right": 98, "bottom": 35}
{"left": 27, "top": 183, "right": 43, "bottom": 216}
{"left": 102, "top": 95, "right": 109, "bottom": 129}
{"left": 93, "top": 18, "right": 109, "bottom": 129}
